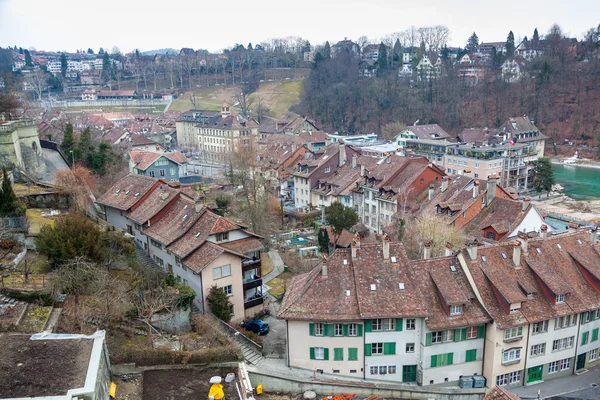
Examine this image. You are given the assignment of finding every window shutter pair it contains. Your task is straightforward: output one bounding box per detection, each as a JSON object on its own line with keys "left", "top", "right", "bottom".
{"left": 348, "top": 348, "right": 358, "bottom": 361}
{"left": 582, "top": 332, "right": 589, "bottom": 345}
{"left": 334, "top": 348, "right": 343, "bottom": 361}
{"left": 425, "top": 332, "right": 432, "bottom": 346}
{"left": 383, "top": 342, "right": 397, "bottom": 355}
{"left": 454, "top": 329, "right": 463, "bottom": 342}
{"left": 466, "top": 349, "right": 477, "bottom": 362}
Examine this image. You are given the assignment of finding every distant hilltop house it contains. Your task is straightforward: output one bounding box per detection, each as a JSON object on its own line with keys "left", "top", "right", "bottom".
{"left": 501, "top": 57, "right": 526, "bottom": 83}
{"left": 332, "top": 39, "right": 360, "bottom": 58}
{"left": 0, "top": 119, "right": 46, "bottom": 175}
{"left": 128, "top": 149, "right": 188, "bottom": 181}
{"left": 96, "top": 90, "right": 137, "bottom": 100}
{"left": 81, "top": 89, "right": 97, "bottom": 101}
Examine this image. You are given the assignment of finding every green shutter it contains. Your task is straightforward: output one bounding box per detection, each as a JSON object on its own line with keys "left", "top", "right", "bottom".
{"left": 466, "top": 349, "right": 477, "bottom": 362}
{"left": 455, "top": 329, "right": 463, "bottom": 342}
{"left": 310, "top": 347, "right": 315, "bottom": 360}
{"left": 365, "top": 320, "right": 372, "bottom": 332}
{"left": 365, "top": 343, "right": 372, "bottom": 356}
{"left": 592, "top": 312, "right": 597, "bottom": 321}
{"left": 431, "top": 355, "right": 438, "bottom": 368}
{"left": 582, "top": 332, "right": 589, "bottom": 345}
{"left": 334, "top": 348, "right": 343, "bottom": 361}
{"left": 447, "top": 352, "right": 454, "bottom": 365}
{"left": 462, "top": 327, "right": 468, "bottom": 340}
{"left": 477, "top": 325, "right": 485, "bottom": 338}
{"left": 384, "top": 342, "right": 396, "bottom": 355}
{"left": 348, "top": 348, "right": 358, "bottom": 361}
{"left": 582, "top": 313, "right": 588, "bottom": 324}
{"left": 326, "top": 324, "right": 334, "bottom": 337}
{"left": 357, "top": 324, "right": 363, "bottom": 336}
{"left": 593, "top": 328, "right": 599, "bottom": 342}
{"left": 343, "top": 324, "right": 349, "bottom": 337}
{"left": 425, "top": 332, "right": 432, "bottom": 346}
{"left": 396, "top": 318, "right": 403, "bottom": 331}
{"left": 323, "top": 348, "right": 329, "bottom": 360}
{"left": 309, "top": 323, "right": 315, "bottom": 336}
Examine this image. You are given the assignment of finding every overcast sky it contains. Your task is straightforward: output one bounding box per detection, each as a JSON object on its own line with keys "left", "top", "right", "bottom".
{"left": 1, "top": 0, "right": 598, "bottom": 53}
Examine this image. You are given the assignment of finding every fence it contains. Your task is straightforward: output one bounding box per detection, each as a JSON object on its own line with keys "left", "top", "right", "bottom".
{"left": 39, "top": 139, "right": 70, "bottom": 167}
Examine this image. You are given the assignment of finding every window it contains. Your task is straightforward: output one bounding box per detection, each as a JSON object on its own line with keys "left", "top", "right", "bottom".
{"left": 371, "top": 343, "right": 383, "bottom": 355}
{"left": 370, "top": 366, "right": 378, "bottom": 375}
{"left": 383, "top": 319, "right": 396, "bottom": 331}
{"left": 348, "top": 324, "right": 358, "bottom": 336}
{"left": 160, "top": 169, "right": 165, "bottom": 177}
{"left": 371, "top": 205, "right": 376, "bottom": 214}
{"left": 372, "top": 319, "right": 382, "bottom": 331}
{"left": 486, "top": 231, "right": 497, "bottom": 240}
{"left": 150, "top": 170, "right": 155, "bottom": 177}
{"left": 555, "top": 315, "right": 577, "bottom": 329}
{"left": 552, "top": 336, "right": 575, "bottom": 351}
{"left": 223, "top": 285, "right": 232, "bottom": 296}
{"left": 530, "top": 343, "right": 546, "bottom": 357}
{"left": 467, "top": 326, "right": 478, "bottom": 339}
{"left": 315, "top": 347, "right": 325, "bottom": 360}
{"left": 443, "top": 330, "right": 454, "bottom": 342}
{"left": 465, "top": 349, "right": 477, "bottom": 362}
{"left": 582, "top": 312, "right": 591, "bottom": 324}
{"left": 314, "top": 323, "right": 324, "bottom": 336}
{"left": 334, "top": 324, "right": 343, "bottom": 337}
{"left": 406, "top": 343, "right": 415, "bottom": 353}
{"left": 388, "top": 365, "right": 397, "bottom": 374}
{"left": 450, "top": 305, "right": 463, "bottom": 315}
{"left": 406, "top": 319, "right": 416, "bottom": 330}
{"left": 590, "top": 348, "right": 599, "bottom": 361}
{"left": 556, "top": 294, "right": 566, "bottom": 304}
{"left": 213, "top": 264, "right": 231, "bottom": 279}
{"left": 325, "top": 167, "right": 331, "bottom": 173}
{"left": 216, "top": 232, "right": 229, "bottom": 242}
{"left": 556, "top": 358, "right": 571, "bottom": 371}
{"left": 510, "top": 304, "right": 521, "bottom": 314}
{"left": 504, "top": 326, "right": 523, "bottom": 340}
{"left": 496, "top": 371, "right": 521, "bottom": 386}
{"left": 379, "top": 366, "right": 387, "bottom": 375}
{"left": 348, "top": 348, "right": 358, "bottom": 361}
{"left": 502, "top": 348, "right": 521, "bottom": 364}
{"left": 532, "top": 320, "right": 548, "bottom": 335}
{"left": 150, "top": 238, "right": 162, "bottom": 249}
{"left": 432, "top": 331, "right": 443, "bottom": 344}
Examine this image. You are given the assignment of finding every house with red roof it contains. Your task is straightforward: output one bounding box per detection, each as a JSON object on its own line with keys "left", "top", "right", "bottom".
{"left": 128, "top": 149, "right": 188, "bottom": 181}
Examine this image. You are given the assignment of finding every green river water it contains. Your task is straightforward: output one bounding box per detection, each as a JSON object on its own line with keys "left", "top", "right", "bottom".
{"left": 553, "top": 164, "right": 600, "bottom": 200}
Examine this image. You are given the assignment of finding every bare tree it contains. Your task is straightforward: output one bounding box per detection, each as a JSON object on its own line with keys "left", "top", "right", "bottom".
{"left": 402, "top": 214, "right": 467, "bottom": 260}
{"left": 134, "top": 285, "right": 179, "bottom": 340}
{"left": 28, "top": 69, "right": 47, "bottom": 100}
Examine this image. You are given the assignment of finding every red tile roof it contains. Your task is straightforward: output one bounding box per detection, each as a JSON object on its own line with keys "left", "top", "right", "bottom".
{"left": 143, "top": 198, "right": 202, "bottom": 246}
{"left": 96, "top": 175, "right": 159, "bottom": 211}
{"left": 219, "top": 237, "right": 264, "bottom": 254}
{"left": 483, "top": 386, "right": 521, "bottom": 400}
{"left": 127, "top": 186, "right": 179, "bottom": 224}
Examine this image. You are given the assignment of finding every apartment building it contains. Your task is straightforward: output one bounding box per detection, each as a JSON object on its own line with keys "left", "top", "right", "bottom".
{"left": 279, "top": 236, "right": 491, "bottom": 384}
{"left": 458, "top": 229, "right": 600, "bottom": 388}
{"left": 498, "top": 117, "right": 547, "bottom": 161}
{"left": 352, "top": 156, "right": 445, "bottom": 234}
{"left": 96, "top": 175, "right": 265, "bottom": 321}
{"left": 175, "top": 105, "right": 259, "bottom": 163}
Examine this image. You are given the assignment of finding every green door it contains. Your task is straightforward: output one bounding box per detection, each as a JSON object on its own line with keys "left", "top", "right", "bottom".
{"left": 527, "top": 365, "right": 543, "bottom": 383}
{"left": 577, "top": 353, "right": 586, "bottom": 370}
{"left": 403, "top": 365, "right": 417, "bottom": 382}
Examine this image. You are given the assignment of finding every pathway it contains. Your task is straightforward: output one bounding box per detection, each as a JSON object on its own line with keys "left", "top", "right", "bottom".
{"left": 264, "top": 250, "right": 285, "bottom": 283}
{"left": 44, "top": 308, "right": 62, "bottom": 332}
{"left": 509, "top": 365, "right": 600, "bottom": 399}
{"left": 39, "top": 148, "right": 69, "bottom": 184}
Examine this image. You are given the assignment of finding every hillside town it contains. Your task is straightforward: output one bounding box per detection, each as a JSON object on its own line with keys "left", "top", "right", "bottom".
{"left": 2, "top": 7, "right": 600, "bottom": 400}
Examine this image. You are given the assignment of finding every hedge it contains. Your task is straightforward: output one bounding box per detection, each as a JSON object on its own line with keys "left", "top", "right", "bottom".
{"left": 111, "top": 344, "right": 242, "bottom": 366}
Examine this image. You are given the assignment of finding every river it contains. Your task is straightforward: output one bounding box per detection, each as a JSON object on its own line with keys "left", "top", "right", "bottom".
{"left": 553, "top": 164, "right": 600, "bottom": 200}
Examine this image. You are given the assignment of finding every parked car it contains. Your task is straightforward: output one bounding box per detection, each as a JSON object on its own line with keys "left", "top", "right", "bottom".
{"left": 241, "top": 320, "right": 270, "bottom": 335}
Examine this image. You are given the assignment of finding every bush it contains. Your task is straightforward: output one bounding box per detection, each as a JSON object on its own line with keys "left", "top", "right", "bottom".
{"left": 176, "top": 284, "right": 196, "bottom": 309}
{"left": 110, "top": 345, "right": 242, "bottom": 365}
{"left": 0, "top": 239, "right": 17, "bottom": 249}
{"left": 0, "top": 289, "right": 53, "bottom": 306}
{"left": 207, "top": 285, "right": 232, "bottom": 323}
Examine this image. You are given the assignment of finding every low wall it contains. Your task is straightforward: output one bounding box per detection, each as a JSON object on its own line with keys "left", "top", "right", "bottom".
{"left": 19, "top": 191, "right": 72, "bottom": 209}
{"left": 248, "top": 369, "right": 486, "bottom": 400}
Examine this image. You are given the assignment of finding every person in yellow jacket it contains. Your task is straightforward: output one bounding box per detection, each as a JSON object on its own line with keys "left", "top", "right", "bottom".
{"left": 208, "top": 382, "right": 225, "bottom": 400}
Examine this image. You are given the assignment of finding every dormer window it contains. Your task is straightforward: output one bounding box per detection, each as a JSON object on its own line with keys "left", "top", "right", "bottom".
{"left": 216, "top": 232, "right": 229, "bottom": 242}
{"left": 556, "top": 294, "right": 566, "bottom": 304}
{"left": 510, "top": 303, "right": 521, "bottom": 314}
{"left": 450, "top": 305, "right": 463, "bottom": 315}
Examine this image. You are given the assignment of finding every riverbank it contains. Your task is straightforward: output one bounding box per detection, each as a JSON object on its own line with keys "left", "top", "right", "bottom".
{"left": 551, "top": 156, "right": 600, "bottom": 169}
{"left": 531, "top": 194, "right": 600, "bottom": 224}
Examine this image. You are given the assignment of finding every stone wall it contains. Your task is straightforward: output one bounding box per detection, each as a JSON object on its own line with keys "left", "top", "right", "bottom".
{"left": 19, "top": 192, "right": 72, "bottom": 209}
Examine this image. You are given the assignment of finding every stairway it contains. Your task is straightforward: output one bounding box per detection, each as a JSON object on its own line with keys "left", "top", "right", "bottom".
{"left": 135, "top": 244, "right": 161, "bottom": 271}
{"left": 241, "top": 343, "right": 266, "bottom": 366}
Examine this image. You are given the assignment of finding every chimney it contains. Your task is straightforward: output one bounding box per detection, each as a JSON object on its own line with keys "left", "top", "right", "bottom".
{"left": 517, "top": 232, "right": 529, "bottom": 253}
{"left": 339, "top": 141, "right": 346, "bottom": 166}
{"left": 195, "top": 197, "right": 204, "bottom": 213}
{"left": 468, "top": 241, "right": 478, "bottom": 260}
{"left": 568, "top": 222, "right": 580, "bottom": 231}
{"left": 472, "top": 180, "right": 479, "bottom": 199}
{"left": 522, "top": 197, "right": 531, "bottom": 212}
{"left": 445, "top": 242, "right": 453, "bottom": 257}
{"left": 423, "top": 241, "right": 432, "bottom": 260}
{"left": 441, "top": 177, "right": 449, "bottom": 193}
{"left": 351, "top": 233, "right": 361, "bottom": 259}
{"left": 540, "top": 224, "right": 548, "bottom": 239}
{"left": 360, "top": 164, "right": 365, "bottom": 177}
{"left": 486, "top": 174, "right": 498, "bottom": 206}
{"left": 382, "top": 233, "right": 390, "bottom": 260}
{"left": 352, "top": 154, "right": 357, "bottom": 169}
{"left": 512, "top": 240, "right": 522, "bottom": 267}
{"left": 591, "top": 227, "right": 598, "bottom": 245}
{"left": 321, "top": 255, "right": 328, "bottom": 277}
{"left": 428, "top": 184, "right": 434, "bottom": 201}
{"left": 292, "top": 143, "right": 297, "bottom": 152}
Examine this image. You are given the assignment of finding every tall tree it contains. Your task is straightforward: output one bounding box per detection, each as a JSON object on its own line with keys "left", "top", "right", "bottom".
{"left": 322, "top": 41, "right": 331, "bottom": 60}
{"left": 376, "top": 42, "right": 388, "bottom": 74}
{"left": 531, "top": 157, "right": 556, "bottom": 198}
{"left": 0, "top": 167, "right": 25, "bottom": 217}
{"left": 392, "top": 39, "right": 402, "bottom": 65}
{"left": 532, "top": 28, "right": 540, "bottom": 50}
{"left": 325, "top": 202, "right": 358, "bottom": 247}
{"left": 24, "top": 49, "right": 32, "bottom": 66}
{"left": 102, "top": 52, "right": 112, "bottom": 83}
{"left": 0, "top": 92, "right": 21, "bottom": 121}
{"left": 467, "top": 32, "right": 479, "bottom": 53}
{"left": 75, "top": 127, "right": 92, "bottom": 165}
{"left": 317, "top": 227, "right": 330, "bottom": 254}
{"left": 87, "top": 48, "right": 94, "bottom": 54}
{"left": 60, "top": 52, "right": 68, "bottom": 77}
{"left": 440, "top": 45, "right": 450, "bottom": 60}
{"left": 206, "top": 285, "right": 233, "bottom": 323}
{"left": 506, "top": 31, "right": 515, "bottom": 56}
{"left": 98, "top": 47, "right": 105, "bottom": 55}
{"left": 61, "top": 123, "right": 75, "bottom": 162}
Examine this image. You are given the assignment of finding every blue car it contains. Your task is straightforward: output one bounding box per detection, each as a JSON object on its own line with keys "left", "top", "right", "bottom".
{"left": 242, "top": 320, "right": 270, "bottom": 335}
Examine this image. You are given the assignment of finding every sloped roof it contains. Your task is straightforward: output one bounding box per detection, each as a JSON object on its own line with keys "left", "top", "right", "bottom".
{"left": 407, "top": 124, "right": 451, "bottom": 140}
{"left": 464, "top": 197, "right": 529, "bottom": 241}
{"left": 127, "top": 186, "right": 179, "bottom": 224}
{"left": 143, "top": 198, "right": 202, "bottom": 246}
{"left": 96, "top": 175, "right": 159, "bottom": 211}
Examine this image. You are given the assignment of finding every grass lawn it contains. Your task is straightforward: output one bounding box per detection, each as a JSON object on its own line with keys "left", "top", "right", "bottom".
{"left": 261, "top": 253, "right": 275, "bottom": 276}
{"left": 267, "top": 273, "right": 291, "bottom": 299}
{"left": 26, "top": 209, "right": 57, "bottom": 234}
{"left": 19, "top": 305, "right": 53, "bottom": 333}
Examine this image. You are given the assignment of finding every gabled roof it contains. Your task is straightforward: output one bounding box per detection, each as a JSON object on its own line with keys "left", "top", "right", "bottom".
{"left": 96, "top": 175, "right": 160, "bottom": 211}
{"left": 143, "top": 198, "right": 202, "bottom": 246}
{"left": 464, "top": 197, "right": 530, "bottom": 241}
{"left": 406, "top": 124, "right": 451, "bottom": 140}
{"left": 127, "top": 185, "right": 179, "bottom": 224}
{"left": 129, "top": 150, "right": 188, "bottom": 171}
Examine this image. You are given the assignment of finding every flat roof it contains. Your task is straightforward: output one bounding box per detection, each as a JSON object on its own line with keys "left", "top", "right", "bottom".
{"left": 0, "top": 333, "right": 93, "bottom": 398}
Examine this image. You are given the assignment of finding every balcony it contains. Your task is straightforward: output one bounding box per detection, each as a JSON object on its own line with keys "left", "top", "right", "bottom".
{"left": 243, "top": 277, "right": 263, "bottom": 291}
{"left": 242, "top": 258, "right": 261, "bottom": 271}
{"left": 244, "top": 296, "right": 264, "bottom": 309}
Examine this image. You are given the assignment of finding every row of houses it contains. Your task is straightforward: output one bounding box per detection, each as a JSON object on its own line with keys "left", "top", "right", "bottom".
{"left": 280, "top": 227, "right": 600, "bottom": 388}
{"left": 95, "top": 175, "right": 266, "bottom": 321}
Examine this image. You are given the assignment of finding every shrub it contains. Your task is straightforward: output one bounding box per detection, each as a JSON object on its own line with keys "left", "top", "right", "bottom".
{"left": 206, "top": 285, "right": 232, "bottom": 323}
{"left": 0, "top": 289, "right": 53, "bottom": 306}
{"left": 0, "top": 239, "right": 17, "bottom": 249}
{"left": 176, "top": 284, "right": 196, "bottom": 309}
{"left": 110, "top": 345, "right": 242, "bottom": 365}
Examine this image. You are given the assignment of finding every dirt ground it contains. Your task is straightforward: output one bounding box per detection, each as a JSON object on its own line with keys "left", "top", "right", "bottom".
{"left": 141, "top": 367, "right": 239, "bottom": 400}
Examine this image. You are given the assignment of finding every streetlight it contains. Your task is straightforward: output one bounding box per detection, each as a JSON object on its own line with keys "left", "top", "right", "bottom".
{"left": 69, "top": 150, "right": 74, "bottom": 166}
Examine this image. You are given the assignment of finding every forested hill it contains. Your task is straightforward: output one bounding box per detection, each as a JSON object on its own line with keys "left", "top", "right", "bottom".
{"left": 297, "top": 46, "right": 600, "bottom": 145}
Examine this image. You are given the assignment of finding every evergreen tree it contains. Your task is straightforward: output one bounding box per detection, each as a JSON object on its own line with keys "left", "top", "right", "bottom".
{"left": 18, "top": 47, "right": 23, "bottom": 54}
{"left": 392, "top": 39, "right": 402, "bottom": 64}
{"left": 87, "top": 48, "right": 94, "bottom": 54}
{"left": 0, "top": 167, "right": 25, "bottom": 217}
{"left": 24, "top": 49, "right": 32, "bottom": 66}
{"left": 322, "top": 41, "right": 331, "bottom": 60}
{"left": 467, "top": 32, "right": 479, "bottom": 53}
{"left": 440, "top": 45, "right": 450, "bottom": 60}
{"left": 75, "top": 127, "right": 93, "bottom": 165}
{"left": 325, "top": 202, "right": 358, "bottom": 247}
{"left": 531, "top": 157, "right": 556, "bottom": 198}
{"left": 60, "top": 53, "right": 68, "bottom": 77}
{"left": 506, "top": 31, "right": 515, "bottom": 56}
{"left": 61, "top": 123, "right": 75, "bottom": 163}
{"left": 376, "top": 42, "right": 388, "bottom": 73}
{"left": 317, "top": 228, "right": 330, "bottom": 254}
{"left": 247, "top": 43, "right": 253, "bottom": 50}
{"left": 98, "top": 47, "right": 105, "bottom": 55}
{"left": 532, "top": 28, "right": 540, "bottom": 50}
{"left": 102, "top": 52, "right": 112, "bottom": 83}
{"left": 206, "top": 285, "right": 233, "bottom": 323}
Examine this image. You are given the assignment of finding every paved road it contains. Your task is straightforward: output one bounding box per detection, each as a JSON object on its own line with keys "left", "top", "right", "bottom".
{"left": 39, "top": 148, "right": 69, "bottom": 184}
{"left": 509, "top": 365, "right": 600, "bottom": 399}
{"left": 261, "top": 249, "right": 287, "bottom": 360}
